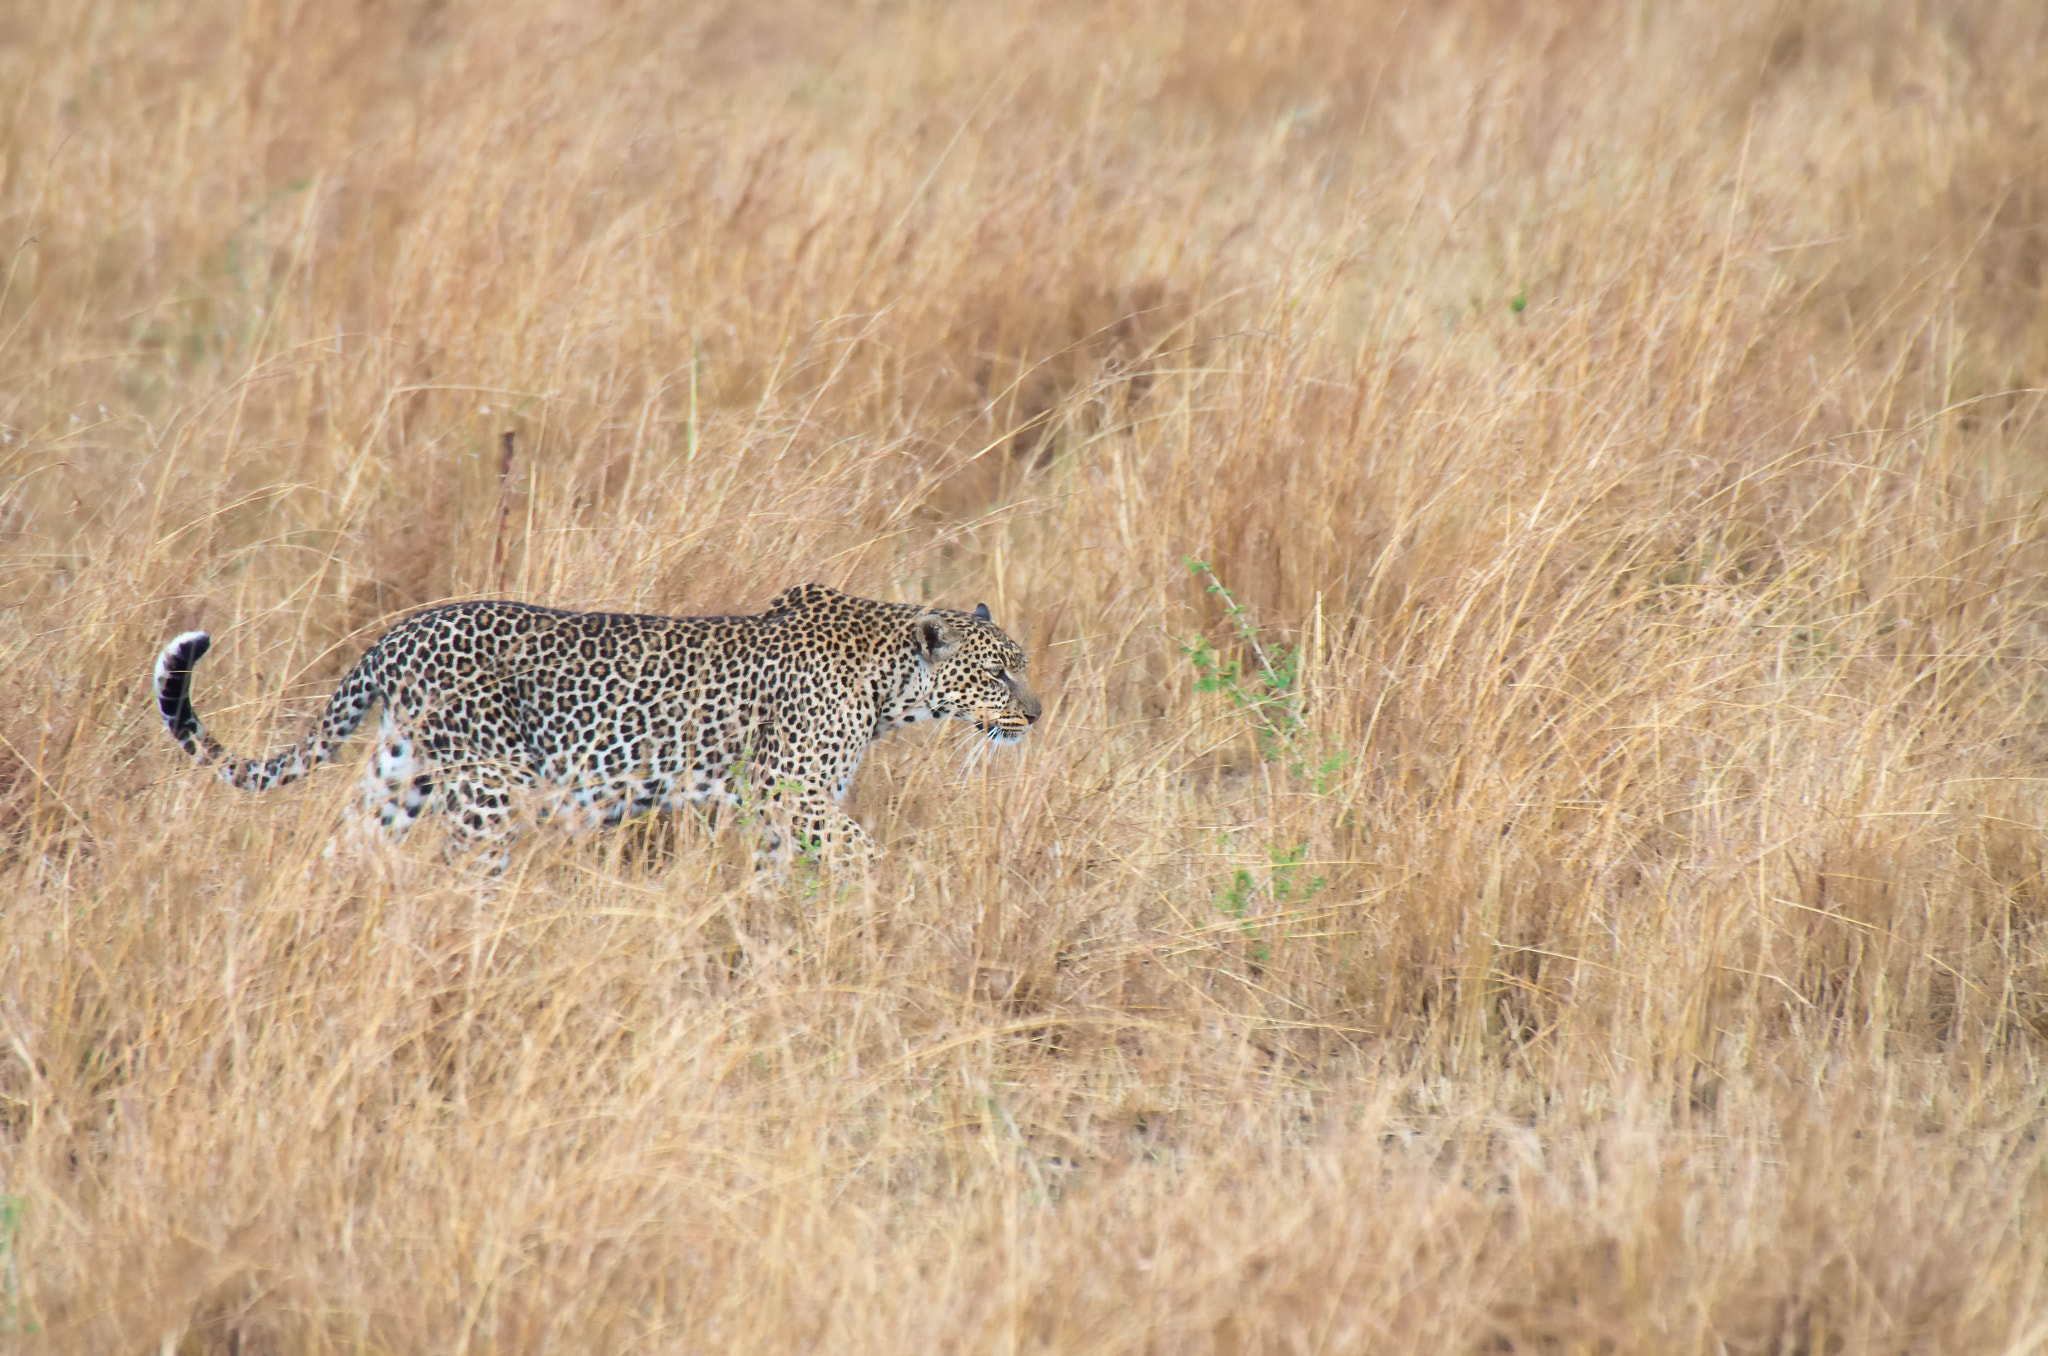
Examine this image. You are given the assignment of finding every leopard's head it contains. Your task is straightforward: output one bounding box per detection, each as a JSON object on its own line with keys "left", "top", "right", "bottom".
{"left": 912, "top": 604, "right": 1042, "bottom": 745}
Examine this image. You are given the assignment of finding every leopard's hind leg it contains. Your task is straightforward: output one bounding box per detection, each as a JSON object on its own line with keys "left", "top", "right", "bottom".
{"left": 440, "top": 761, "right": 532, "bottom": 872}
{"left": 351, "top": 707, "right": 439, "bottom": 842}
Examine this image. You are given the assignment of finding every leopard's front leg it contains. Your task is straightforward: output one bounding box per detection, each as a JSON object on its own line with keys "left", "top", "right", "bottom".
{"left": 785, "top": 793, "right": 876, "bottom": 868}
{"left": 751, "top": 769, "right": 875, "bottom": 870}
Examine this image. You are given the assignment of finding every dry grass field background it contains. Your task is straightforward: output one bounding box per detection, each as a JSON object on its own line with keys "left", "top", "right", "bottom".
{"left": 5, "top": 0, "right": 2048, "bottom": 1350}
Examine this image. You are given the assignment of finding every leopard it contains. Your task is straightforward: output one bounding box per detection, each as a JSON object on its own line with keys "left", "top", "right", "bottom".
{"left": 152, "top": 583, "right": 1042, "bottom": 865}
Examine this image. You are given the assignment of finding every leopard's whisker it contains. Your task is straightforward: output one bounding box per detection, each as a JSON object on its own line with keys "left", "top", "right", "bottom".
{"left": 958, "top": 732, "right": 989, "bottom": 782}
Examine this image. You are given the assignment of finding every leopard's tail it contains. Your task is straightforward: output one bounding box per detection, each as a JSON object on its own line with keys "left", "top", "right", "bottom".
{"left": 154, "top": 631, "right": 383, "bottom": 791}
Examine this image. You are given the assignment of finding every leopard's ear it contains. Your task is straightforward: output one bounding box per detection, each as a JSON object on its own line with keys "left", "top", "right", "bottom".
{"left": 973, "top": 603, "right": 991, "bottom": 623}
{"left": 915, "top": 614, "right": 958, "bottom": 661}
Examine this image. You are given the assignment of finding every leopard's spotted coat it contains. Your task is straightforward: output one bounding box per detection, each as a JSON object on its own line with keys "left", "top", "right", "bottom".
{"left": 153, "top": 584, "right": 1041, "bottom": 863}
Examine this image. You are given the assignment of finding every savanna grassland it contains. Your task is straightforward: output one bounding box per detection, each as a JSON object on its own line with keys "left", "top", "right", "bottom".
{"left": 5, "top": 0, "right": 2048, "bottom": 1350}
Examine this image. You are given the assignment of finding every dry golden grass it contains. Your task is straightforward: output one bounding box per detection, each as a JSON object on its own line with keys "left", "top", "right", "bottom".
{"left": 5, "top": 0, "right": 2048, "bottom": 1350}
